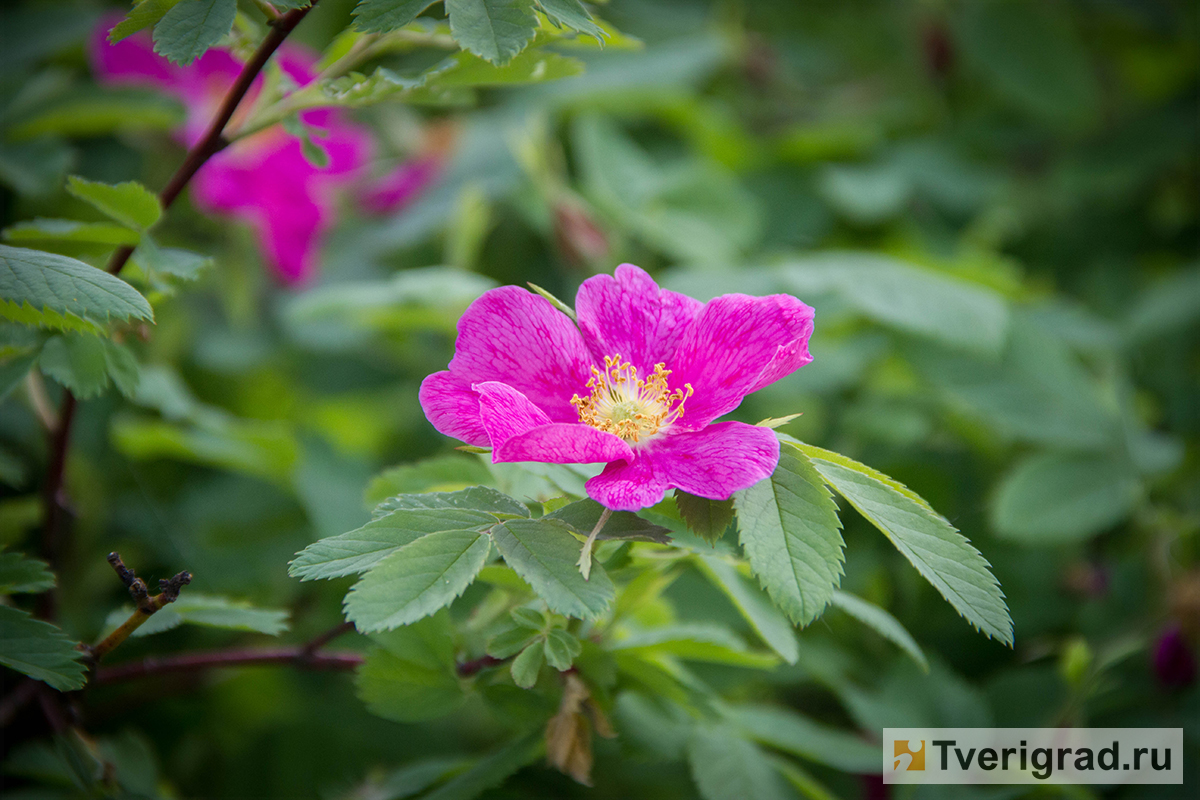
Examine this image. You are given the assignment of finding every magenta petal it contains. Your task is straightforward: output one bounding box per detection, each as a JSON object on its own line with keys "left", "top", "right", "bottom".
{"left": 474, "top": 381, "right": 552, "bottom": 447}
{"left": 650, "top": 422, "right": 780, "bottom": 499}
{"left": 585, "top": 457, "right": 672, "bottom": 511}
{"left": 448, "top": 286, "right": 594, "bottom": 421}
{"left": 670, "top": 294, "right": 814, "bottom": 428}
{"left": 584, "top": 422, "right": 780, "bottom": 510}
{"left": 363, "top": 157, "right": 441, "bottom": 213}
{"left": 575, "top": 263, "right": 702, "bottom": 374}
{"left": 495, "top": 423, "right": 633, "bottom": 465}
{"left": 419, "top": 372, "right": 490, "bottom": 448}
{"left": 91, "top": 19, "right": 180, "bottom": 88}
{"left": 256, "top": 194, "right": 327, "bottom": 284}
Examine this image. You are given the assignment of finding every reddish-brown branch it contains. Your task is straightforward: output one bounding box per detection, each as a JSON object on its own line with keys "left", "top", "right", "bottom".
{"left": 457, "top": 655, "right": 506, "bottom": 677}
{"left": 93, "top": 647, "right": 364, "bottom": 685}
{"left": 301, "top": 621, "right": 356, "bottom": 655}
{"left": 38, "top": 1, "right": 320, "bottom": 623}
{"left": 36, "top": 393, "right": 77, "bottom": 619}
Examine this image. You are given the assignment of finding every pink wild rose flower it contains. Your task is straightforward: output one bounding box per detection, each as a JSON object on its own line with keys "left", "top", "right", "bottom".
{"left": 420, "top": 264, "right": 814, "bottom": 511}
{"left": 90, "top": 19, "right": 437, "bottom": 284}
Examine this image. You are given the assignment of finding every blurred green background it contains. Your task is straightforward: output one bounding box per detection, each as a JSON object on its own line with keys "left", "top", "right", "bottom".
{"left": 1, "top": 0, "right": 1197, "bottom": 798}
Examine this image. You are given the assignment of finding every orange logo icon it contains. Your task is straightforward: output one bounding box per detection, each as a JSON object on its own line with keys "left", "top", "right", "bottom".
{"left": 894, "top": 740, "right": 925, "bottom": 771}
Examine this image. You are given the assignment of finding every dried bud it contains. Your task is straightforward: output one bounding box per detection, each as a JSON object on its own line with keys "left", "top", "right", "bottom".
{"left": 545, "top": 673, "right": 608, "bottom": 785}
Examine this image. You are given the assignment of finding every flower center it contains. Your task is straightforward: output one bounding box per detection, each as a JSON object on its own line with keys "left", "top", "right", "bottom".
{"left": 571, "top": 355, "right": 693, "bottom": 443}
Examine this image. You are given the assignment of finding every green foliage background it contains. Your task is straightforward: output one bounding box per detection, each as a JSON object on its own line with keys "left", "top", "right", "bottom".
{"left": 1, "top": 0, "right": 1197, "bottom": 798}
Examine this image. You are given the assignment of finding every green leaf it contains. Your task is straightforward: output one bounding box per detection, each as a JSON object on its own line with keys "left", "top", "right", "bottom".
{"left": 907, "top": 315, "right": 1116, "bottom": 449}
{"left": 374, "top": 487, "right": 529, "bottom": 520}
{"left": 510, "top": 641, "right": 544, "bottom": 688}
{"left": 0, "top": 552, "right": 55, "bottom": 594}
{"left": 38, "top": 334, "right": 106, "bottom": 396}
{"left": 111, "top": 415, "right": 297, "bottom": 485}
{"left": 732, "top": 704, "right": 881, "bottom": 774}
{"left": 693, "top": 555, "right": 798, "bottom": 664}
{"left": 734, "top": 447, "right": 844, "bottom": 627}
{"left": 778, "top": 252, "right": 1010, "bottom": 355}
{"left": 65, "top": 176, "right": 161, "bottom": 231}
{"left": 537, "top": 0, "right": 606, "bottom": 42}
{"left": 446, "top": 0, "right": 538, "bottom": 65}
{"left": 39, "top": 334, "right": 139, "bottom": 398}
{"left": 421, "top": 733, "right": 542, "bottom": 800}
{"left": 356, "top": 612, "right": 465, "bottom": 722}
{"left": 687, "top": 724, "right": 791, "bottom": 800}
{"left": 674, "top": 490, "right": 733, "bottom": 544}
{"left": 353, "top": 0, "right": 438, "bottom": 33}
{"left": 110, "top": 0, "right": 182, "bottom": 43}
{"left": 543, "top": 628, "right": 581, "bottom": 670}
{"left": 345, "top": 529, "right": 490, "bottom": 632}
{"left": 1124, "top": 267, "right": 1200, "bottom": 345}
{"left": 486, "top": 626, "right": 539, "bottom": 659}
{"left": 289, "top": 508, "right": 495, "bottom": 581}
{"left": 103, "top": 593, "right": 291, "bottom": 637}
{"left": 0, "top": 605, "right": 87, "bottom": 691}
{"left": 0, "top": 245, "right": 154, "bottom": 333}
{"left": 162, "top": 594, "right": 289, "bottom": 635}
{"left": 955, "top": 0, "right": 1100, "bottom": 129}
{"left": 768, "top": 755, "right": 841, "bottom": 800}
{"left": 491, "top": 518, "right": 614, "bottom": 620}
{"left": 1, "top": 345, "right": 40, "bottom": 402}
{"left": 431, "top": 48, "right": 584, "bottom": 87}
{"left": 612, "top": 623, "right": 778, "bottom": 669}
{"left": 992, "top": 451, "right": 1142, "bottom": 544}
{"left": 0, "top": 139, "right": 73, "bottom": 197}
{"left": 6, "top": 89, "right": 184, "bottom": 140}
{"left": 510, "top": 607, "right": 546, "bottom": 630}
{"left": 132, "top": 240, "right": 212, "bottom": 282}
{"left": 365, "top": 454, "right": 495, "bottom": 507}
{"left": 356, "top": 758, "right": 468, "bottom": 800}
{"left": 545, "top": 499, "right": 671, "bottom": 544}
{"left": 3, "top": 219, "right": 141, "bottom": 247}
{"left": 806, "top": 453, "right": 1012, "bottom": 646}
{"left": 152, "top": 0, "right": 237, "bottom": 66}
{"left": 829, "top": 590, "right": 928, "bottom": 671}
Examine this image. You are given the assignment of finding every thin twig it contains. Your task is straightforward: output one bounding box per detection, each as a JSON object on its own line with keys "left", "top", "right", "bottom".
{"left": 457, "top": 655, "right": 506, "bottom": 677}
{"left": 300, "top": 621, "right": 356, "bottom": 655}
{"left": 37, "top": 393, "right": 77, "bottom": 620}
{"left": 36, "top": 0, "right": 320, "bottom": 624}
{"left": 90, "top": 554, "right": 192, "bottom": 662}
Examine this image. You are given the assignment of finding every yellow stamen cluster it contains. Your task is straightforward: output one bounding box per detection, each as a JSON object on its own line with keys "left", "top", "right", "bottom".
{"left": 571, "top": 355, "right": 693, "bottom": 443}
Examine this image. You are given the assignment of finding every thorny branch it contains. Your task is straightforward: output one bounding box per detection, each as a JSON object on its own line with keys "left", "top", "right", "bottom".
{"left": 24, "top": 1, "right": 321, "bottom": 739}
{"left": 36, "top": 1, "right": 321, "bottom": 619}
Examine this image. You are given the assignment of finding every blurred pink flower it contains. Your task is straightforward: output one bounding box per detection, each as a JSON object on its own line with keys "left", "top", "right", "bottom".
{"left": 420, "top": 264, "right": 814, "bottom": 511}
{"left": 90, "top": 20, "right": 438, "bottom": 284}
